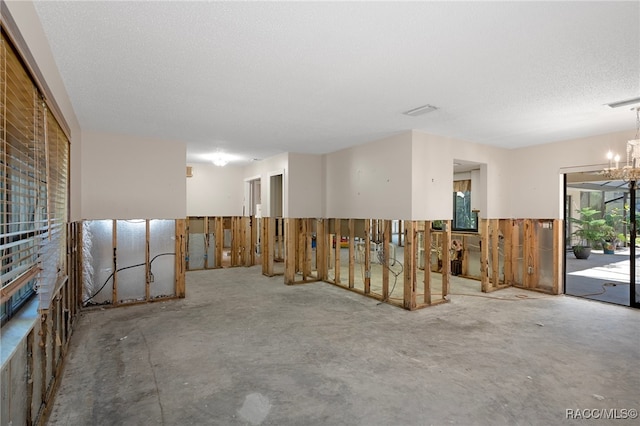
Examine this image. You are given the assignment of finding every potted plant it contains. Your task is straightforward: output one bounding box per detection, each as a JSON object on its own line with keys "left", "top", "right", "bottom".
{"left": 604, "top": 206, "right": 629, "bottom": 249}
{"left": 602, "top": 225, "right": 617, "bottom": 254}
{"left": 570, "top": 207, "right": 606, "bottom": 259}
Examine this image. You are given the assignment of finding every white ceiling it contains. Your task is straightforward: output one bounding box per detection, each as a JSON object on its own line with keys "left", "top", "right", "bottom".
{"left": 33, "top": 1, "right": 640, "bottom": 165}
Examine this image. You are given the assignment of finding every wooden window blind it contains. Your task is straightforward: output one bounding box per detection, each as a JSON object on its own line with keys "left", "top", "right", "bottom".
{"left": 1, "top": 29, "right": 69, "bottom": 312}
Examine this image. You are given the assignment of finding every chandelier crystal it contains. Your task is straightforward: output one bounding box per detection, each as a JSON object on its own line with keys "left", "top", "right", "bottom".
{"left": 603, "top": 107, "right": 640, "bottom": 182}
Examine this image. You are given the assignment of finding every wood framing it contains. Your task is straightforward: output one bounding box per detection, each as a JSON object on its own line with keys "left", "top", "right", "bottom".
{"left": 441, "top": 220, "right": 451, "bottom": 297}
{"left": 111, "top": 220, "right": 118, "bottom": 305}
{"left": 262, "top": 217, "right": 274, "bottom": 276}
{"left": 175, "top": 219, "right": 187, "bottom": 298}
{"left": 215, "top": 217, "right": 224, "bottom": 268}
{"left": 364, "top": 219, "right": 371, "bottom": 293}
{"left": 284, "top": 218, "right": 296, "bottom": 284}
{"left": 334, "top": 218, "right": 341, "bottom": 285}
{"left": 348, "top": 219, "right": 355, "bottom": 289}
{"left": 382, "top": 220, "right": 390, "bottom": 299}
{"left": 491, "top": 219, "right": 500, "bottom": 289}
{"left": 423, "top": 221, "right": 431, "bottom": 305}
{"left": 316, "top": 219, "right": 327, "bottom": 281}
{"left": 145, "top": 219, "right": 151, "bottom": 300}
{"left": 524, "top": 219, "right": 539, "bottom": 289}
{"left": 552, "top": 219, "right": 563, "bottom": 294}
{"left": 502, "top": 220, "right": 514, "bottom": 285}
{"left": 480, "top": 218, "right": 490, "bottom": 292}
{"left": 403, "top": 221, "right": 417, "bottom": 310}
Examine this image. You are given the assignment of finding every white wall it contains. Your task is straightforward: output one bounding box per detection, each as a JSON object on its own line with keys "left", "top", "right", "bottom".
{"left": 81, "top": 131, "right": 186, "bottom": 219}
{"left": 411, "top": 131, "right": 510, "bottom": 220}
{"left": 324, "top": 133, "right": 413, "bottom": 219}
{"left": 187, "top": 164, "right": 244, "bottom": 216}
{"left": 287, "top": 153, "right": 324, "bottom": 218}
{"left": 509, "top": 129, "right": 634, "bottom": 219}
{"left": 411, "top": 132, "right": 454, "bottom": 220}
{"left": 4, "top": 0, "right": 83, "bottom": 221}
{"left": 243, "top": 153, "right": 289, "bottom": 217}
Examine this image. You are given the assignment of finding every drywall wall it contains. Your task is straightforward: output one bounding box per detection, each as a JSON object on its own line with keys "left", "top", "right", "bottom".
{"left": 81, "top": 131, "right": 186, "bottom": 219}
{"left": 411, "top": 131, "right": 510, "bottom": 220}
{"left": 187, "top": 164, "right": 244, "bottom": 216}
{"left": 411, "top": 132, "right": 454, "bottom": 220}
{"left": 509, "top": 129, "right": 634, "bottom": 219}
{"left": 243, "top": 153, "right": 289, "bottom": 217}
{"left": 4, "top": 0, "right": 83, "bottom": 221}
{"left": 287, "top": 153, "right": 324, "bottom": 218}
{"left": 324, "top": 133, "right": 413, "bottom": 219}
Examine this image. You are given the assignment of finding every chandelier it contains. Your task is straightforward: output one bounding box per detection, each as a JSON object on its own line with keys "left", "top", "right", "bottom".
{"left": 603, "top": 107, "right": 640, "bottom": 182}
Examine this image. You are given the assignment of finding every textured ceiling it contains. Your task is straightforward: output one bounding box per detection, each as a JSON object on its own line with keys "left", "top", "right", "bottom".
{"left": 33, "top": 1, "right": 640, "bottom": 165}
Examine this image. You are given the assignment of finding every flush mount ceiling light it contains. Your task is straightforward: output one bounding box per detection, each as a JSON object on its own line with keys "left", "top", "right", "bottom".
{"left": 402, "top": 104, "right": 439, "bottom": 117}
{"left": 211, "top": 151, "right": 230, "bottom": 167}
{"left": 605, "top": 97, "right": 640, "bottom": 108}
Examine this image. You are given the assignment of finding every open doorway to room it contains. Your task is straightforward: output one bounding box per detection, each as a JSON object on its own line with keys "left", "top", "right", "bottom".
{"left": 565, "top": 172, "right": 639, "bottom": 307}
{"left": 447, "top": 160, "right": 484, "bottom": 294}
{"left": 267, "top": 172, "right": 285, "bottom": 276}
{"left": 245, "top": 177, "right": 262, "bottom": 265}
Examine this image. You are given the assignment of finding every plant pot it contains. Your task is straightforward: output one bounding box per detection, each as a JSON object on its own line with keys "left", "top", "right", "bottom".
{"left": 603, "top": 242, "right": 615, "bottom": 254}
{"left": 572, "top": 246, "right": 592, "bottom": 259}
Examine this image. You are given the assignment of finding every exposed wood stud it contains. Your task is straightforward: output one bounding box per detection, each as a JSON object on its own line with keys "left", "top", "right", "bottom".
{"left": 424, "top": 221, "right": 431, "bottom": 305}
{"left": 204, "top": 217, "right": 210, "bottom": 269}
{"left": 284, "top": 218, "right": 297, "bottom": 284}
{"left": 480, "top": 218, "right": 489, "bottom": 292}
{"left": 528, "top": 220, "right": 540, "bottom": 290}
{"left": 382, "top": 220, "right": 391, "bottom": 299}
{"left": 215, "top": 217, "right": 223, "bottom": 269}
{"left": 175, "top": 219, "right": 187, "bottom": 298}
{"left": 364, "top": 220, "right": 371, "bottom": 293}
{"left": 491, "top": 219, "right": 500, "bottom": 289}
{"left": 403, "top": 221, "right": 416, "bottom": 310}
{"left": 305, "top": 219, "right": 313, "bottom": 279}
{"left": 442, "top": 220, "right": 451, "bottom": 298}
{"left": 112, "top": 219, "right": 118, "bottom": 305}
{"left": 145, "top": 219, "right": 151, "bottom": 301}
{"left": 334, "top": 218, "right": 341, "bottom": 285}
{"left": 502, "top": 220, "right": 514, "bottom": 285}
{"left": 553, "top": 219, "right": 562, "bottom": 294}
{"left": 348, "top": 219, "right": 355, "bottom": 288}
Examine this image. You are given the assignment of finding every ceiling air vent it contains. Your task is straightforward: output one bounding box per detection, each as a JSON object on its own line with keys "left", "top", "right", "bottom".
{"left": 402, "top": 104, "right": 438, "bottom": 117}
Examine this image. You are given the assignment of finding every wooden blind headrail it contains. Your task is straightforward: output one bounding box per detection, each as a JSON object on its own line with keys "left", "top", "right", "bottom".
{"left": 0, "top": 265, "right": 41, "bottom": 304}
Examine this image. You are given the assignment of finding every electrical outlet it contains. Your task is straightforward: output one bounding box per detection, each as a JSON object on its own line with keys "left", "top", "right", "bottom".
{"left": 528, "top": 266, "right": 533, "bottom": 274}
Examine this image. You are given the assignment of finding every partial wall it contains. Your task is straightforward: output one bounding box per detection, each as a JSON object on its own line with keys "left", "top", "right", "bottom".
{"left": 81, "top": 131, "right": 187, "bottom": 220}
{"left": 411, "top": 130, "right": 510, "bottom": 220}
{"left": 510, "top": 129, "right": 635, "bottom": 219}
{"left": 324, "top": 133, "right": 413, "bottom": 219}
{"left": 187, "top": 164, "right": 244, "bottom": 216}
{"left": 287, "top": 153, "right": 324, "bottom": 218}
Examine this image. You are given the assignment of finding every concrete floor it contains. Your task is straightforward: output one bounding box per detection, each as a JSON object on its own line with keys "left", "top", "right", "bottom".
{"left": 565, "top": 248, "right": 637, "bottom": 306}
{"left": 47, "top": 267, "right": 639, "bottom": 426}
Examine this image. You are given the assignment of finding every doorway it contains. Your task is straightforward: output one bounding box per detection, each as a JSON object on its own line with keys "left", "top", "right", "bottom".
{"left": 564, "top": 172, "right": 639, "bottom": 307}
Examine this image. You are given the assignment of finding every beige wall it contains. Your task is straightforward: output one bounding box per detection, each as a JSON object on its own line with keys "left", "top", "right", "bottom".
{"left": 243, "top": 153, "right": 289, "bottom": 217}
{"left": 187, "top": 164, "right": 244, "bottom": 216}
{"left": 4, "top": 0, "right": 83, "bottom": 221}
{"left": 287, "top": 153, "right": 324, "bottom": 218}
{"left": 510, "top": 129, "right": 634, "bottom": 219}
{"left": 324, "top": 133, "right": 413, "bottom": 219}
{"left": 81, "top": 131, "right": 186, "bottom": 219}
{"left": 411, "top": 131, "right": 454, "bottom": 220}
{"left": 411, "top": 131, "right": 510, "bottom": 220}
